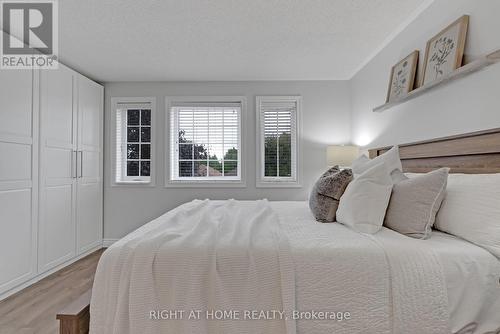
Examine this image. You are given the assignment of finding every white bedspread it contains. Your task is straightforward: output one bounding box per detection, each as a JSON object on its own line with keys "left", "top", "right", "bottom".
{"left": 91, "top": 200, "right": 453, "bottom": 334}
{"left": 273, "top": 201, "right": 500, "bottom": 334}
{"left": 91, "top": 199, "right": 295, "bottom": 334}
{"left": 275, "top": 202, "right": 450, "bottom": 334}
{"left": 426, "top": 231, "right": 500, "bottom": 334}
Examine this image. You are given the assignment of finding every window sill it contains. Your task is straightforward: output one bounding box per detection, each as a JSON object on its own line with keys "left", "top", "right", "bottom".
{"left": 165, "top": 180, "right": 246, "bottom": 188}
{"left": 256, "top": 181, "right": 302, "bottom": 189}
{"left": 112, "top": 180, "right": 155, "bottom": 187}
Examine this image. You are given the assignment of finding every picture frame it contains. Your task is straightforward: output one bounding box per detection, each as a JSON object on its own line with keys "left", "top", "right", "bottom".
{"left": 386, "top": 50, "right": 419, "bottom": 103}
{"left": 421, "top": 15, "right": 469, "bottom": 86}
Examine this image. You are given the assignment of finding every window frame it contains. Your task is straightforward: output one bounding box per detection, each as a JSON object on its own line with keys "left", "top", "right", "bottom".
{"left": 165, "top": 96, "right": 247, "bottom": 188}
{"left": 256, "top": 96, "right": 302, "bottom": 188}
{"left": 110, "top": 97, "right": 156, "bottom": 187}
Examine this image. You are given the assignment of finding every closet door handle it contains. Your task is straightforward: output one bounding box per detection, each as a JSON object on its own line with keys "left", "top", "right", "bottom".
{"left": 72, "top": 150, "right": 78, "bottom": 178}
{"left": 79, "top": 151, "right": 84, "bottom": 178}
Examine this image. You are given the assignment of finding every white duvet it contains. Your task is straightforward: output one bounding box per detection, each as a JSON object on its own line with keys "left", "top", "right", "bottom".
{"left": 90, "top": 199, "right": 494, "bottom": 334}
{"left": 91, "top": 199, "right": 295, "bottom": 334}
{"left": 274, "top": 201, "right": 500, "bottom": 334}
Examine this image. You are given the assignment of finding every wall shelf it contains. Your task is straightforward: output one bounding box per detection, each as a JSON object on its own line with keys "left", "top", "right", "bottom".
{"left": 373, "top": 49, "right": 500, "bottom": 113}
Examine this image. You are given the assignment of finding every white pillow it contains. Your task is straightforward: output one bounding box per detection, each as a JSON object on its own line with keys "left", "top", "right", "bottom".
{"left": 352, "top": 146, "right": 403, "bottom": 183}
{"left": 351, "top": 154, "right": 370, "bottom": 173}
{"left": 337, "top": 163, "right": 393, "bottom": 234}
{"left": 435, "top": 173, "right": 500, "bottom": 258}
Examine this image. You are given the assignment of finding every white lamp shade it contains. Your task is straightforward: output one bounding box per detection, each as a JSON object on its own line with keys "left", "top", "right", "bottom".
{"left": 327, "top": 145, "right": 359, "bottom": 167}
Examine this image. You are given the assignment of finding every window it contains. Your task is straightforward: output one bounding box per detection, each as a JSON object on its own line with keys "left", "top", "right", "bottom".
{"left": 112, "top": 97, "right": 155, "bottom": 184}
{"left": 256, "top": 96, "right": 301, "bottom": 187}
{"left": 168, "top": 97, "right": 244, "bottom": 185}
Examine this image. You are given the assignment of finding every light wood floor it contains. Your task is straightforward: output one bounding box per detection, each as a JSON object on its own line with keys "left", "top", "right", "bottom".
{"left": 0, "top": 249, "right": 103, "bottom": 334}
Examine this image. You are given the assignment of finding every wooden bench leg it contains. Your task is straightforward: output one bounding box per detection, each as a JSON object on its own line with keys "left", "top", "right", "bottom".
{"left": 56, "top": 289, "right": 91, "bottom": 334}
{"left": 58, "top": 316, "right": 80, "bottom": 334}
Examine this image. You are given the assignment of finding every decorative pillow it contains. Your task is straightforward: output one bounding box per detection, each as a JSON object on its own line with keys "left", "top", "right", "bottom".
{"left": 351, "top": 155, "right": 370, "bottom": 174}
{"left": 435, "top": 173, "right": 500, "bottom": 258}
{"left": 384, "top": 168, "right": 449, "bottom": 239}
{"left": 309, "top": 166, "right": 353, "bottom": 222}
{"left": 352, "top": 146, "right": 403, "bottom": 183}
{"left": 336, "top": 163, "right": 393, "bottom": 234}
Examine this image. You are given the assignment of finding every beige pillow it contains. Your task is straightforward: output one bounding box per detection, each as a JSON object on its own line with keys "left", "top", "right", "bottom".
{"left": 309, "top": 166, "right": 353, "bottom": 222}
{"left": 384, "top": 168, "right": 449, "bottom": 239}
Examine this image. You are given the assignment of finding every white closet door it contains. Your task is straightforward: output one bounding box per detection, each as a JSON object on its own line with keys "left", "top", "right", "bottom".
{"left": 38, "top": 65, "right": 77, "bottom": 272}
{"left": 76, "top": 75, "right": 103, "bottom": 254}
{"left": 0, "top": 53, "right": 38, "bottom": 292}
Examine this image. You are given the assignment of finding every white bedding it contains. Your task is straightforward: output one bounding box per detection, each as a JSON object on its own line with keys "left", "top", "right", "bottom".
{"left": 273, "top": 201, "right": 500, "bottom": 334}
{"left": 91, "top": 200, "right": 500, "bottom": 334}
{"left": 91, "top": 200, "right": 296, "bottom": 334}
{"left": 426, "top": 231, "right": 500, "bottom": 333}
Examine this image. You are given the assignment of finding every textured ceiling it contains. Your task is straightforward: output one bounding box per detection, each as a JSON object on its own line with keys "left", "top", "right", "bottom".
{"left": 58, "top": 0, "right": 429, "bottom": 82}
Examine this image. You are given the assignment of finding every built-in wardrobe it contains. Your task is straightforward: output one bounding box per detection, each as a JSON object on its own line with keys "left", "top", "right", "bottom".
{"left": 0, "top": 62, "right": 103, "bottom": 299}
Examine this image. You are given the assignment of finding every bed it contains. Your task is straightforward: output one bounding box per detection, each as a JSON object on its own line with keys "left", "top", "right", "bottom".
{"left": 90, "top": 128, "right": 500, "bottom": 334}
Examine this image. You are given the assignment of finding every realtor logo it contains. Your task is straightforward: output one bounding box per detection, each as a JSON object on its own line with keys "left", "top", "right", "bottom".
{"left": 1, "top": 0, "right": 58, "bottom": 69}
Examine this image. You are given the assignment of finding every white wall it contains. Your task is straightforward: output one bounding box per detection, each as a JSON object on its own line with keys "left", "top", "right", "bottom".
{"left": 351, "top": 0, "right": 500, "bottom": 149}
{"left": 104, "top": 81, "right": 351, "bottom": 239}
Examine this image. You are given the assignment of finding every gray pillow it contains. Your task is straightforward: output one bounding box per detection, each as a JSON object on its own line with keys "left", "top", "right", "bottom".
{"left": 384, "top": 168, "right": 449, "bottom": 239}
{"left": 309, "top": 166, "right": 353, "bottom": 222}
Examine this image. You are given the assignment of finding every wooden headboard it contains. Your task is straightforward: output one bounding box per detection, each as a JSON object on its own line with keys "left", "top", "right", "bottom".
{"left": 368, "top": 128, "right": 500, "bottom": 174}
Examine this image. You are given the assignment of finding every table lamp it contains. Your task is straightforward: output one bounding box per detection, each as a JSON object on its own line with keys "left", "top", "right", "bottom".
{"left": 326, "top": 145, "right": 359, "bottom": 168}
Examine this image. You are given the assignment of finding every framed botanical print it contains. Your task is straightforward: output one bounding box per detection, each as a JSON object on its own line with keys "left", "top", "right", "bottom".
{"left": 421, "top": 15, "right": 469, "bottom": 86}
{"left": 386, "top": 50, "right": 419, "bottom": 102}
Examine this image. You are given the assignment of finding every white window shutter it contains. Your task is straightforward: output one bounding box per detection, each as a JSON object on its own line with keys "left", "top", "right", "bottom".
{"left": 114, "top": 101, "right": 153, "bottom": 184}
{"left": 257, "top": 96, "right": 300, "bottom": 186}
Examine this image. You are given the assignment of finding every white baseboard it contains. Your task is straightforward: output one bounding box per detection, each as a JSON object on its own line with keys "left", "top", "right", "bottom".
{"left": 102, "top": 239, "right": 118, "bottom": 247}
{"left": 0, "top": 243, "right": 103, "bottom": 301}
